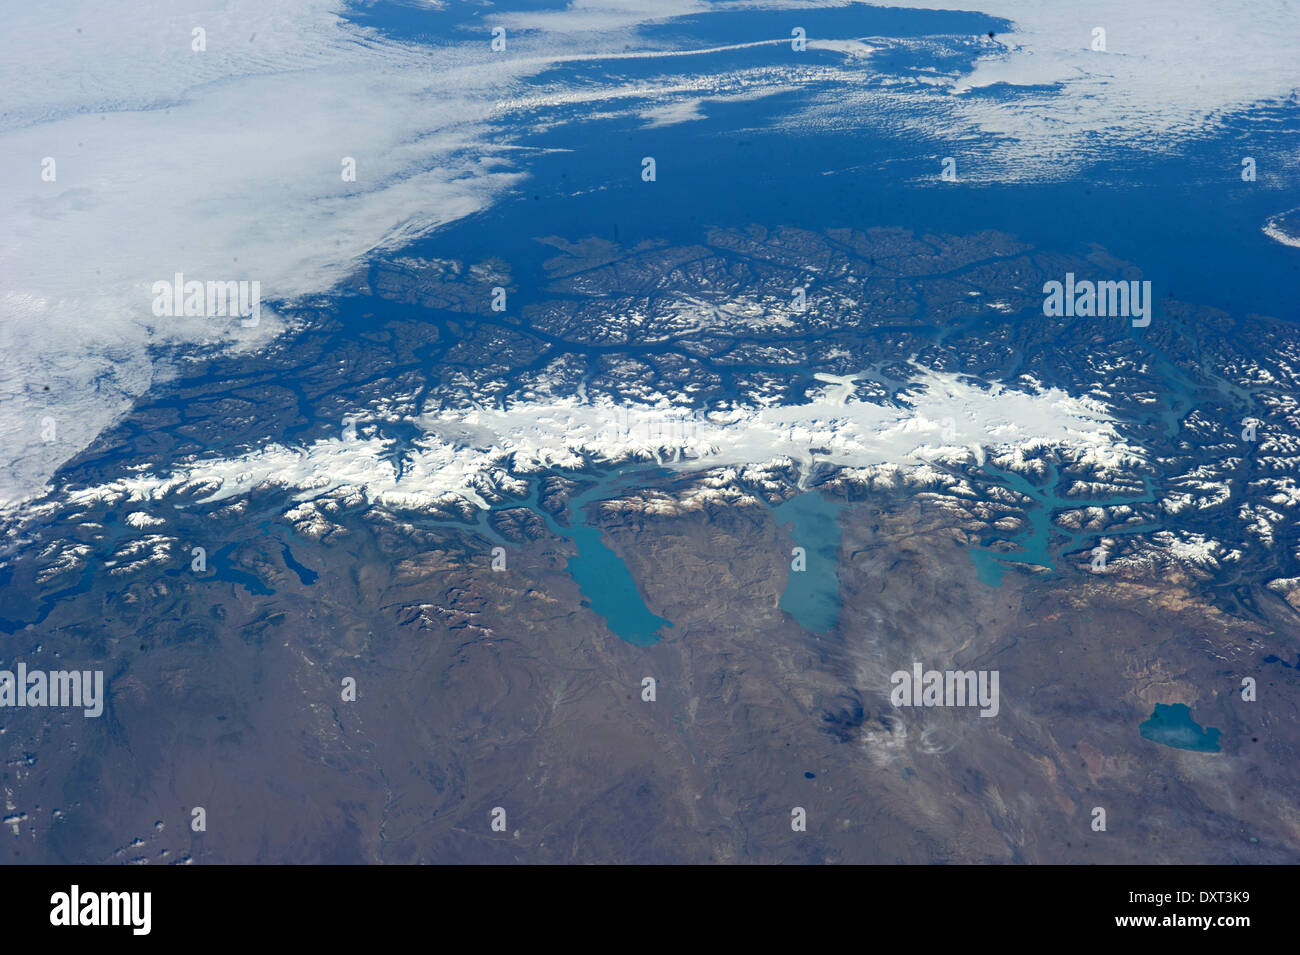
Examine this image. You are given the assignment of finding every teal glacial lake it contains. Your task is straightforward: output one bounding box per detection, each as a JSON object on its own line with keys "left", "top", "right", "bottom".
{"left": 774, "top": 491, "right": 845, "bottom": 634}
{"left": 969, "top": 463, "right": 1158, "bottom": 587}
{"left": 533, "top": 470, "right": 673, "bottom": 648}
{"left": 1139, "top": 703, "right": 1222, "bottom": 753}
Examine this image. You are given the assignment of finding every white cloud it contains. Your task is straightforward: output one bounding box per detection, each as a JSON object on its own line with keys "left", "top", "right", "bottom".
{"left": 3, "top": 0, "right": 1293, "bottom": 510}
{"left": 796, "top": 0, "right": 1300, "bottom": 180}
{"left": 0, "top": 1, "right": 532, "bottom": 505}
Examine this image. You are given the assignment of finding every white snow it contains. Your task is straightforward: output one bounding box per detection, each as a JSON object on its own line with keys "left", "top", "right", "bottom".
{"left": 48, "top": 365, "right": 1137, "bottom": 514}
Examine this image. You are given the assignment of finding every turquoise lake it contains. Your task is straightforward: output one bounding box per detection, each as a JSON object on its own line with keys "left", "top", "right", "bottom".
{"left": 539, "top": 475, "right": 674, "bottom": 648}
{"left": 401, "top": 467, "right": 672, "bottom": 646}
{"left": 773, "top": 491, "right": 845, "bottom": 634}
{"left": 1139, "top": 703, "right": 1222, "bottom": 753}
{"left": 426, "top": 474, "right": 852, "bottom": 644}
